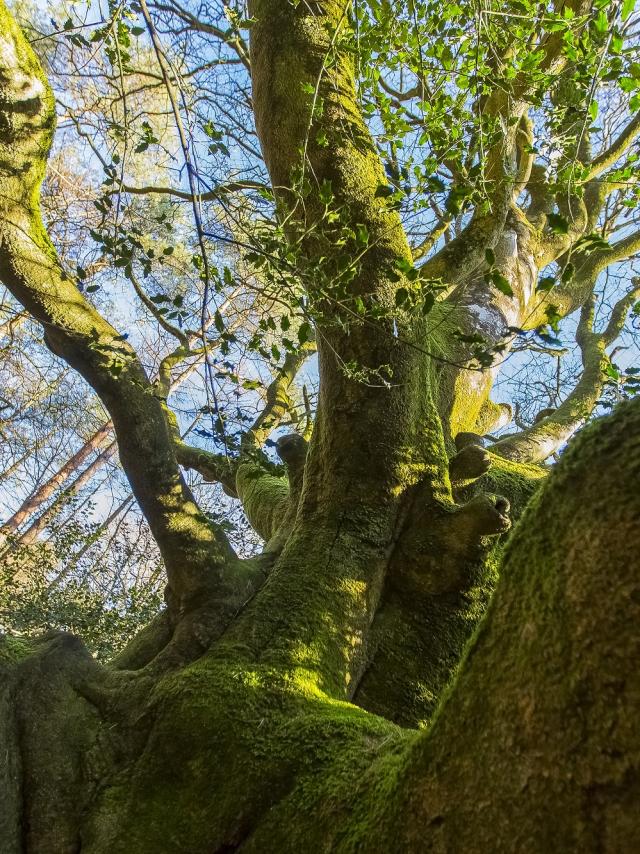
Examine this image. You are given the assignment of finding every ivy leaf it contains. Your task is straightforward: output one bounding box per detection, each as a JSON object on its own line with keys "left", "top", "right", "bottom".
{"left": 422, "top": 292, "right": 435, "bottom": 315}
{"left": 395, "top": 287, "right": 409, "bottom": 306}
{"left": 490, "top": 270, "right": 514, "bottom": 297}
{"left": 374, "top": 184, "right": 394, "bottom": 198}
{"left": 561, "top": 263, "right": 575, "bottom": 284}
{"left": 319, "top": 179, "right": 333, "bottom": 205}
{"left": 356, "top": 224, "right": 369, "bottom": 245}
{"left": 298, "top": 321, "right": 312, "bottom": 344}
{"left": 537, "top": 276, "right": 555, "bottom": 292}
{"left": 547, "top": 213, "right": 569, "bottom": 234}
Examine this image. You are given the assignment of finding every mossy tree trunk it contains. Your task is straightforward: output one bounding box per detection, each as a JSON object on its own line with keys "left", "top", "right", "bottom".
{"left": 0, "top": 2, "right": 638, "bottom": 851}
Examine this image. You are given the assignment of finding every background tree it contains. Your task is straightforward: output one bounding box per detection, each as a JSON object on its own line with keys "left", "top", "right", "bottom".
{"left": 0, "top": 0, "right": 639, "bottom": 850}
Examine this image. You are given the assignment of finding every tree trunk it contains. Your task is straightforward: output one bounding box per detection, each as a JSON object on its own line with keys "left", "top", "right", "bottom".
{"left": 1, "top": 1, "right": 639, "bottom": 850}
{"left": 1, "top": 397, "right": 637, "bottom": 853}
{"left": 0, "top": 424, "right": 113, "bottom": 538}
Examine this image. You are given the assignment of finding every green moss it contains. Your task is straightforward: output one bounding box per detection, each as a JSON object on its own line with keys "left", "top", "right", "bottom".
{"left": 479, "top": 452, "right": 546, "bottom": 518}
{"left": 83, "top": 653, "right": 412, "bottom": 853}
{"left": 235, "top": 461, "right": 290, "bottom": 541}
{"left": 0, "top": 633, "right": 33, "bottom": 666}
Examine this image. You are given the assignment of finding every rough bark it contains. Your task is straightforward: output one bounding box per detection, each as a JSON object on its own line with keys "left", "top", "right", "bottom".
{"left": 1, "top": 395, "right": 636, "bottom": 853}
{"left": 1, "top": 1, "right": 639, "bottom": 850}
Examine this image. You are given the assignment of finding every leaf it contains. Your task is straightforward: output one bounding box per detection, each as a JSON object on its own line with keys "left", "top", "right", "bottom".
{"left": 622, "top": 0, "right": 635, "bottom": 20}
{"left": 544, "top": 304, "right": 562, "bottom": 333}
{"left": 485, "top": 248, "right": 495, "bottom": 266}
{"left": 374, "top": 184, "right": 394, "bottom": 198}
{"left": 422, "top": 292, "right": 435, "bottom": 315}
{"left": 547, "top": 213, "right": 569, "bottom": 234}
{"left": 395, "top": 287, "right": 409, "bottom": 306}
{"left": 356, "top": 224, "right": 369, "bottom": 245}
{"left": 490, "top": 270, "right": 514, "bottom": 297}
{"left": 298, "top": 321, "right": 312, "bottom": 344}
{"left": 604, "top": 363, "right": 620, "bottom": 381}
{"left": 318, "top": 179, "right": 333, "bottom": 205}
{"left": 537, "top": 276, "right": 556, "bottom": 292}
{"left": 594, "top": 10, "right": 607, "bottom": 33}
{"left": 561, "top": 263, "right": 575, "bottom": 284}
{"left": 538, "top": 332, "right": 563, "bottom": 347}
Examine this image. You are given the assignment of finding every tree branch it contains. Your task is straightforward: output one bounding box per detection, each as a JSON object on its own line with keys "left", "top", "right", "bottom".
{"left": 493, "top": 281, "right": 640, "bottom": 463}
{"left": 0, "top": 0, "right": 234, "bottom": 609}
{"left": 109, "top": 179, "right": 265, "bottom": 202}
{"left": 584, "top": 111, "right": 640, "bottom": 182}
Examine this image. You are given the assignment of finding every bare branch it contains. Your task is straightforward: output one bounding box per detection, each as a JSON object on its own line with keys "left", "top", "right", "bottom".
{"left": 584, "top": 111, "right": 640, "bottom": 182}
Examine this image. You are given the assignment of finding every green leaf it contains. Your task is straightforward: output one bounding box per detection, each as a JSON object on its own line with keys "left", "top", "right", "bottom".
{"left": 594, "top": 10, "right": 607, "bottom": 33}
{"left": 490, "top": 270, "right": 514, "bottom": 297}
{"left": 395, "top": 287, "right": 409, "bottom": 306}
{"left": 374, "top": 184, "right": 394, "bottom": 198}
{"left": 356, "top": 224, "right": 369, "bottom": 245}
{"left": 537, "top": 276, "right": 556, "bottom": 292}
{"left": 318, "top": 179, "right": 333, "bottom": 205}
{"left": 604, "top": 362, "right": 619, "bottom": 381}
{"left": 561, "top": 263, "right": 575, "bottom": 284}
{"left": 547, "top": 213, "right": 569, "bottom": 234}
{"left": 422, "top": 292, "right": 435, "bottom": 315}
{"left": 485, "top": 248, "right": 495, "bottom": 267}
{"left": 298, "top": 321, "right": 312, "bottom": 344}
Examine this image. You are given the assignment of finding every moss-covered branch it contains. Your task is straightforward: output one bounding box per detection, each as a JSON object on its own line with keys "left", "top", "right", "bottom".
{"left": 0, "top": 0, "right": 233, "bottom": 609}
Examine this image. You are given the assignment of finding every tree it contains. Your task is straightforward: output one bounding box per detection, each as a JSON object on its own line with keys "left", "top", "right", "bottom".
{"left": 1, "top": 0, "right": 639, "bottom": 850}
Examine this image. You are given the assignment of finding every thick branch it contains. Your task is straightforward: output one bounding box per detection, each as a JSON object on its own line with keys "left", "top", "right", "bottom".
{"left": 0, "top": 0, "right": 232, "bottom": 607}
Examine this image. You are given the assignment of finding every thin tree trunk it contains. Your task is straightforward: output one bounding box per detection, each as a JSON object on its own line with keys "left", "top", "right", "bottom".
{"left": 0, "top": 423, "right": 113, "bottom": 536}
{"left": 12, "top": 442, "right": 117, "bottom": 547}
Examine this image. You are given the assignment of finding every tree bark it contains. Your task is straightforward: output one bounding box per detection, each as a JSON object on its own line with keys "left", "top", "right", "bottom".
{"left": 1, "top": 396, "right": 637, "bottom": 853}
{"left": 1, "top": 2, "right": 639, "bottom": 851}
